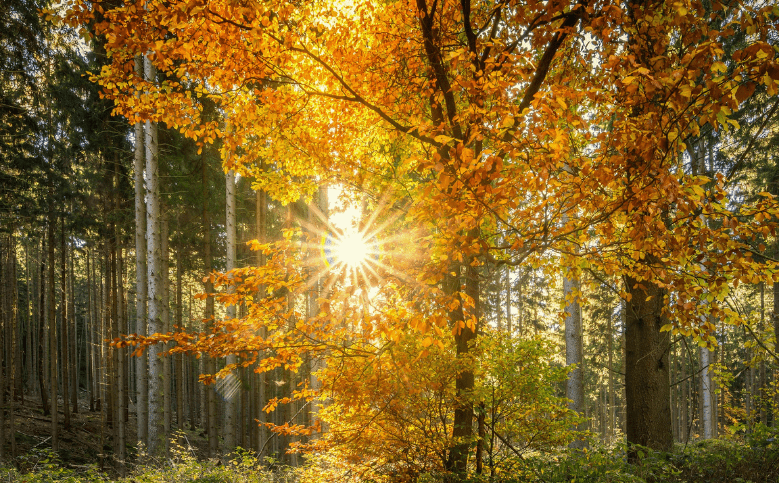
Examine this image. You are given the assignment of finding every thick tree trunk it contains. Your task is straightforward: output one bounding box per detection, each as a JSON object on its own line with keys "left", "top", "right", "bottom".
{"left": 445, "top": 261, "right": 477, "bottom": 477}
{"left": 624, "top": 274, "right": 672, "bottom": 459}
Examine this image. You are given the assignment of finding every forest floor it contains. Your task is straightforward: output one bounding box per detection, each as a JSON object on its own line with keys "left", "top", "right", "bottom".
{"left": 3, "top": 394, "right": 212, "bottom": 474}
{"left": 2, "top": 396, "right": 779, "bottom": 482}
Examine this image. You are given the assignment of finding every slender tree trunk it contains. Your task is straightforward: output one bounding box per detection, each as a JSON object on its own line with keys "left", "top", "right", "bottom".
{"left": 624, "top": 274, "right": 672, "bottom": 460}
{"left": 255, "top": 187, "right": 268, "bottom": 455}
{"left": 145, "top": 53, "right": 164, "bottom": 455}
{"left": 161, "top": 217, "right": 171, "bottom": 454}
{"left": 60, "top": 226, "right": 71, "bottom": 430}
{"left": 607, "top": 307, "right": 615, "bottom": 444}
{"left": 48, "top": 203, "right": 58, "bottom": 452}
{"left": 224, "top": 169, "right": 238, "bottom": 452}
{"left": 38, "top": 239, "right": 50, "bottom": 416}
{"left": 505, "top": 267, "right": 512, "bottom": 335}
{"left": 1, "top": 244, "right": 6, "bottom": 462}
{"left": 86, "top": 251, "right": 94, "bottom": 413}
{"left": 564, "top": 269, "right": 586, "bottom": 449}
{"left": 681, "top": 345, "right": 688, "bottom": 442}
{"left": 9, "top": 235, "right": 18, "bottom": 458}
{"left": 175, "top": 247, "right": 184, "bottom": 432}
{"left": 134, "top": 54, "right": 149, "bottom": 447}
{"left": 25, "top": 239, "right": 33, "bottom": 402}
{"left": 202, "top": 153, "right": 218, "bottom": 458}
{"left": 69, "top": 252, "right": 78, "bottom": 414}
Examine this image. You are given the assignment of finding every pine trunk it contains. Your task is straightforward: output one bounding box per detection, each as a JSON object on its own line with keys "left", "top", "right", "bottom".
{"left": 61, "top": 226, "right": 71, "bottom": 430}
{"left": 48, "top": 205, "right": 58, "bottom": 451}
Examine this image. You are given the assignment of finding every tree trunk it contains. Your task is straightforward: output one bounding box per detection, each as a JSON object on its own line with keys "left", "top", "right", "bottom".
{"left": 445, "top": 260, "right": 476, "bottom": 477}
{"left": 224, "top": 169, "right": 237, "bottom": 452}
{"left": 607, "top": 307, "right": 615, "bottom": 444}
{"left": 9, "top": 234, "right": 18, "bottom": 458}
{"left": 700, "top": 346, "right": 712, "bottom": 439}
{"left": 202, "top": 151, "right": 218, "bottom": 458}
{"left": 69, "top": 251, "right": 78, "bottom": 414}
{"left": 564, "top": 272, "right": 586, "bottom": 449}
{"left": 133, "top": 55, "right": 149, "bottom": 447}
{"left": 61, "top": 225, "right": 71, "bottom": 430}
{"left": 175, "top": 247, "right": 184, "bottom": 431}
{"left": 38, "top": 239, "right": 50, "bottom": 416}
{"left": 255, "top": 187, "right": 268, "bottom": 454}
{"left": 144, "top": 53, "right": 164, "bottom": 455}
{"left": 161, "top": 217, "right": 171, "bottom": 454}
{"left": 48, "top": 203, "right": 58, "bottom": 451}
{"left": 624, "top": 274, "right": 672, "bottom": 459}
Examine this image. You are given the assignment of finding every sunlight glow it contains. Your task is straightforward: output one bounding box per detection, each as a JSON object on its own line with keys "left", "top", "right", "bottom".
{"left": 336, "top": 229, "right": 373, "bottom": 269}
{"left": 322, "top": 228, "right": 377, "bottom": 270}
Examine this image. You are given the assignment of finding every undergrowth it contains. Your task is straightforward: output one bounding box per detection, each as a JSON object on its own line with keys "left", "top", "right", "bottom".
{"left": 0, "top": 427, "right": 776, "bottom": 482}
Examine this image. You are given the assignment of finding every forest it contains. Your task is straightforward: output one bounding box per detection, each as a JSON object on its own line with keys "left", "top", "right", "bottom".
{"left": 1, "top": 0, "right": 779, "bottom": 481}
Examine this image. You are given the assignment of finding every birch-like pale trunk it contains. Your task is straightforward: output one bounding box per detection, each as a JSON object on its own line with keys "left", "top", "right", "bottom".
{"left": 564, "top": 273, "right": 586, "bottom": 449}
{"left": 224, "top": 169, "right": 238, "bottom": 452}
{"left": 133, "top": 55, "right": 149, "bottom": 448}
{"left": 144, "top": 54, "right": 164, "bottom": 455}
{"left": 690, "top": 141, "right": 713, "bottom": 440}
{"left": 562, "top": 208, "right": 586, "bottom": 450}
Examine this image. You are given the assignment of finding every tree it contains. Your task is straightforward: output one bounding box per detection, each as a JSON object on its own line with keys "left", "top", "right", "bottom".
{"left": 64, "top": 0, "right": 779, "bottom": 468}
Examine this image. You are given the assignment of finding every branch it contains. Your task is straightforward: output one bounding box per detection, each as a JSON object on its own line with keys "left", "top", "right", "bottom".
{"left": 725, "top": 96, "right": 779, "bottom": 184}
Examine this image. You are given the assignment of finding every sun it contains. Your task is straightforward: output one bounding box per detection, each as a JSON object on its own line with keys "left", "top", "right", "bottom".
{"left": 322, "top": 228, "right": 377, "bottom": 270}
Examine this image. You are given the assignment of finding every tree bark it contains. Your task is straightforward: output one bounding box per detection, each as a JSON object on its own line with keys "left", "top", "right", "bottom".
{"left": 144, "top": 53, "right": 164, "bottom": 455}
{"left": 607, "top": 306, "right": 615, "bottom": 444}
{"left": 445, "top": 261, "right": 477, "bottom": 477}
{"left": 134, "top": 54, "right": 149, "bottom": 448}
{"left": 201, "top": 151, "right": 218, "bottom": 458}
{"left": 224, "top": 169, "right": 238, "bottom": 452}
{"left": 38, "top": 239, "right": 50, "bottom": 416}
{"left": 175, "top": 247, "right": 184, "bottom": 432}
{"left": 624, "top": 274, "right": 672, "bottom": 459}
{"left": 48, "top": 202, "right": 58, "bottom": 452}
{"left": 61, "top": 224, "right": 71, "bottom": 430}
{"left": 161, "top": 217, "right": 171, "bottom": 454}
{"left": 564, "top": 273, "right": 586, "bottom": 449}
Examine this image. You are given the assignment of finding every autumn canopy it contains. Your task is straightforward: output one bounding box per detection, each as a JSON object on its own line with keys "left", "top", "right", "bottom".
{"left": 60, "top": 0, "right": 779, "bottom": 477}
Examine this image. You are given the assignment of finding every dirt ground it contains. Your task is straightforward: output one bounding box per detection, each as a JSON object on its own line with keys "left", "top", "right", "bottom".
{"left": 2, "top": 394, "right": 212, "bottom": 475}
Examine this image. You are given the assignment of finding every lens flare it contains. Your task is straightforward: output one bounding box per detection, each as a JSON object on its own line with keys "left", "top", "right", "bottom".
{"left": 322, "top": 229, "right": 376, "bottom": 270}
